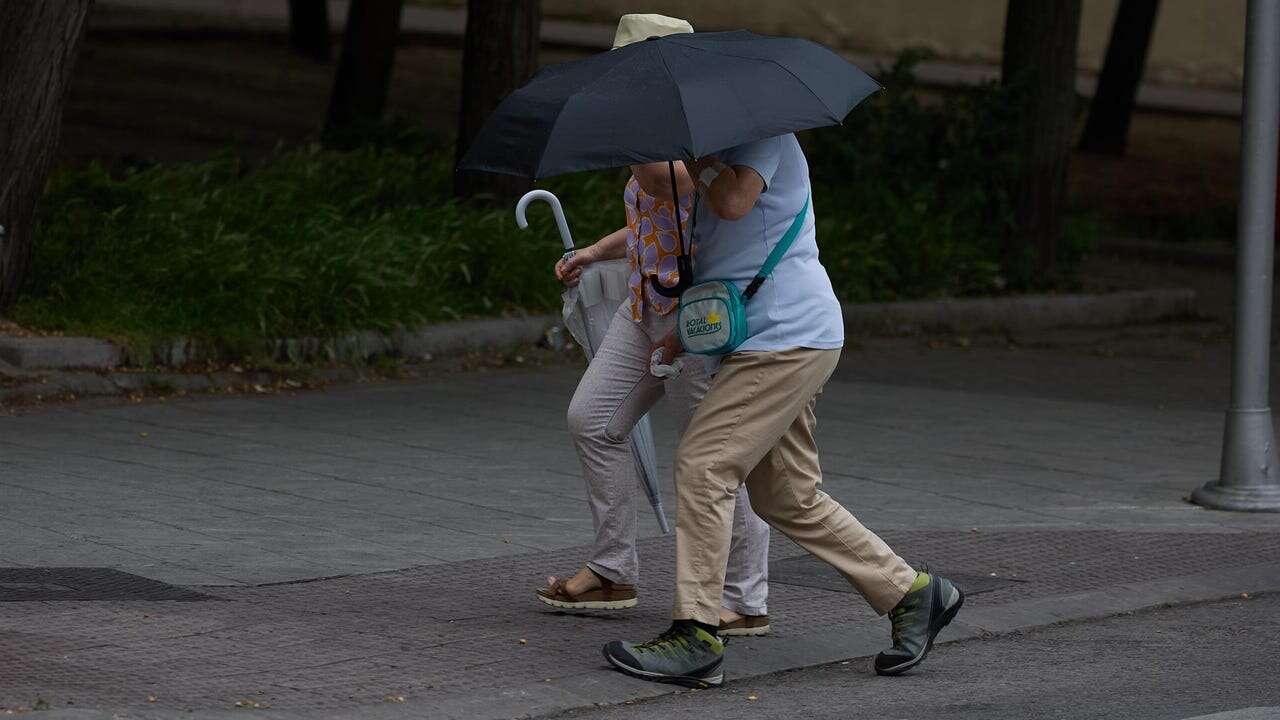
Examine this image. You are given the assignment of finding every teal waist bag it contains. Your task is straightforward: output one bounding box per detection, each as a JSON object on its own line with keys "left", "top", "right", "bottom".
{"left": 677, "top": 195, "right": 810, "bottom": 355}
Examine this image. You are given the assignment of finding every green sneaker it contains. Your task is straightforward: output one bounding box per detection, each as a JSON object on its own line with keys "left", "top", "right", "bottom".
{"left": 603, "top": 622, "right": 725, "bottom": 688}
{"left": 874, "top": 572, "right": 964, "bottom": 676}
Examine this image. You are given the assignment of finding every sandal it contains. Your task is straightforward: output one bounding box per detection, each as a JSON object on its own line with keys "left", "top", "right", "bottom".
{"left": 719, "top": 613, "right": 770, "bottom": 636}
{"left": 535, "top": 569, "right": 638, "bottom": 610}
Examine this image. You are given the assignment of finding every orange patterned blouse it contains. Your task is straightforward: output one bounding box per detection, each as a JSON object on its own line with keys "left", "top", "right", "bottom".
{"left": 624, "top": 175, "right": 695, "bottom": 322}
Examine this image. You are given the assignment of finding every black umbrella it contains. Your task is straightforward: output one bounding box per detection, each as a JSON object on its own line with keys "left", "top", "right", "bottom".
{"left": 458, "top": 29, "right": 880, "bottom": 294}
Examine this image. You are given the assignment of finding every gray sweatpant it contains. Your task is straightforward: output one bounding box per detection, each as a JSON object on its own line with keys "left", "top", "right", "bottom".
{"left": 567, "top": 303, "right": 769, "bottom": 616}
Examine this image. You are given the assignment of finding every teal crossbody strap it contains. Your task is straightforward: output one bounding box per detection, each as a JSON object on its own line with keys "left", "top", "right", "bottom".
{"left": 742, "top": 194, "right": 811, "bottom": 300}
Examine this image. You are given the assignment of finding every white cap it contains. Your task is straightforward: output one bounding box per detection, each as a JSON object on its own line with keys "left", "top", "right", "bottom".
{"left": 612, "top": 13, "right": 694, "bottom": 49}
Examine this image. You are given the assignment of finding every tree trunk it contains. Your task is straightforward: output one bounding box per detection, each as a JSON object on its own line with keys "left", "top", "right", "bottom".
{"left": 1078, "top": 0, "right": 1160, "bottom": 155}
{"left": 0, "top": 1, "right": 93, "bottom": 313}
{"left": 324, "top": 0, "right": 404, "bottom": 138}
{"left": 1002, "top": 0, "right": 1083, "bottom": 281}
{"left": 288, "top": 0, "right": 331, "bottom": 62}
{"left": 454, "top": 0, "right": 540, "bottom": 201}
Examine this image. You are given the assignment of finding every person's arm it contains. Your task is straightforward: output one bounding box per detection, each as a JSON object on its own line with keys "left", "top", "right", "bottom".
{"left": 554, "top": 227, "right": 628, "bottom": 287}
{"left": 684, "top": 156, "right": 765, "bottom": 222}
{"left": 630, "top": 161, "right": 695, "bottom": 202}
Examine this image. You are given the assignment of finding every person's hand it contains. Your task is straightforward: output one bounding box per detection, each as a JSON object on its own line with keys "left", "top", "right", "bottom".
{"left": 554, "top": 244, "right": 598, "bottom": 287}
{"left": 651, "top": 332, "right": 683, "bottom": 366}
{"left": 683, "top": 155, "right": 727, "bottom": 195}
{"left": 682, "top": 155, "right": 712, "bottom": 177}
{"left": 682, "top": 157, "right": 708, "bottom": 186}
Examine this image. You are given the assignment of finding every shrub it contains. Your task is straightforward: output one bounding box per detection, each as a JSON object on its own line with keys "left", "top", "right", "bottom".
{"left": 16, "top": 54, "right": 1094, "bottom": 355}
{"left": 18, "top": 138, "right": 624, "bottom": 349}
{"left": 806, "top": 52, "right": 1038, "bottom": 297}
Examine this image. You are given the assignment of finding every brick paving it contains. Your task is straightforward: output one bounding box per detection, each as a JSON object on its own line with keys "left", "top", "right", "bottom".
{"left": 3, "top": 528, "right": 1279, "bottom": 716}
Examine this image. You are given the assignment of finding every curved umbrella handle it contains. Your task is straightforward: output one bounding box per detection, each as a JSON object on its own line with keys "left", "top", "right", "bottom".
{"left": 515, "top": 189, "right": 575, "bottom": 251}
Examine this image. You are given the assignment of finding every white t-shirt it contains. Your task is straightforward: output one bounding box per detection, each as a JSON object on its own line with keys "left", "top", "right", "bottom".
{"left": 692, "top": 133, "right": 844, "bottom": 355}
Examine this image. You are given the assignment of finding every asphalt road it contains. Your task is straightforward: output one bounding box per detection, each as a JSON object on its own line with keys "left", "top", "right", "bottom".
{"left": 556, "top": 593, "right": 1280, "bottom": 720}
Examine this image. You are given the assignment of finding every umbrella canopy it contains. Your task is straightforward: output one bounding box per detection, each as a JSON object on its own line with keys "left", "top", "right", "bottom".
{"left": 458, "top": 30, "right": 879, "bottom": 179}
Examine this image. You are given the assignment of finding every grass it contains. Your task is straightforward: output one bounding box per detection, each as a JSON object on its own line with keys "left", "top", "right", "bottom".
{"left": 16, "top": 133, "right": 625, "bottom": 352}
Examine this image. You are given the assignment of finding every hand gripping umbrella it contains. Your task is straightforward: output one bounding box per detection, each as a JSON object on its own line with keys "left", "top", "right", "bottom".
{"left": 459, "top": 29, "right": 880, "bottom": 295}
{"left": 515, "top": 190, "right": 671, "bottom": 534}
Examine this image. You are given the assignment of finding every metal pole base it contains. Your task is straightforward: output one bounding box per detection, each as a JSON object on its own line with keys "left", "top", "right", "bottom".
{"left": 1192, "top": 479, "right": 1280, "bottom": 512}
{"left": 1193, "top": 408, "right": 1280, "bottom": 512}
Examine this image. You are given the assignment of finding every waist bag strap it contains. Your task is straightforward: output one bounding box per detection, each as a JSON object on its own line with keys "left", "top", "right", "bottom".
{"left": 742, "top": 194, "right": 811, "bottom": 301}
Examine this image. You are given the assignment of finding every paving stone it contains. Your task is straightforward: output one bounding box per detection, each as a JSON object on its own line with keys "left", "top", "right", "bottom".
{"left": 0, "top": 528, "right": 1277, "bottom": 716}
{"left": 4, "top": 367, "right": 1278, "bottom": 587}
{"left": 3, "top": 364, "right": 1280, "bottom": 716}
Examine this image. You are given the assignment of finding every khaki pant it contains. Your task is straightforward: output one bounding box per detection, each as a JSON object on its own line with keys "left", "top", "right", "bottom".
{"left": 567, "top": 303, "right": 771, "bottom": 615}
{"left": 672, "top": 347, "right": 916, "bottom": 626}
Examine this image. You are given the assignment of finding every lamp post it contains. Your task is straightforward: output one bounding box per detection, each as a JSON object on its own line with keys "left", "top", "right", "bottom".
{"left": 1192, "top": 0, "right": 1280, "bottom": 511}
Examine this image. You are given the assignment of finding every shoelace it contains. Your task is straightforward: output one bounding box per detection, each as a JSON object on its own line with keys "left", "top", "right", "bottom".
{"left": 636, "top": 626, "right": 689, "bottom": 653}
{"left": 889, "top": 602, "right": 918, "bottom": 643}
{"left": 891, "top": 567, "right": 932, "bottom": 643}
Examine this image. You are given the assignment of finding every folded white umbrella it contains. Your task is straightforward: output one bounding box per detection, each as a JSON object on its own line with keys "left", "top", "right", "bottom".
{"left": 516, "top": 190, "right": 670, "bottom": 534}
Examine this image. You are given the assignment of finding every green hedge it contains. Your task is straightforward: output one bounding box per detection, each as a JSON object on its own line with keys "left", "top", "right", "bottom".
{"left": 15, "top": 55, "right": 1092, "bottom": 354}
{"left": 807, "top": 53, "right": 1094, "bottom": 297}
{"left": 17, "top": 140, "right": 625, "bottom": 348}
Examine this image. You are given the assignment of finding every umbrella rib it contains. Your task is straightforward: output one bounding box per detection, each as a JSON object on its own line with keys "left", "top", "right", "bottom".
{"left": 652, "top": 43, "right": 697, "bottom": 157}
{"left": 529, "top": 96, "right": 575, "bottom": 180}
{"left": 763, "top": 57, "right": 843, "bottom": 122}
{"left": 536, "top": 46, "right": 694, "bottom": 175}
{"left": 663, "top": 37, "right": 851, "bottom": 123}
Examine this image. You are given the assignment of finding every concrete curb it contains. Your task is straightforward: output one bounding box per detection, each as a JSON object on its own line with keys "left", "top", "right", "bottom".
{"left": 0, "top": 335, "right": 121, "bottom": 370}
{"left": 843, "top": 288, "right": 1197, "bottom": 335}
{"left": 1099, "top": 238, "right": 1238, "bottom": 269}
{"left": 0, "top": 289, "right": 1195, "bottom": 374}
{"left": 0, "top": 316, "right": 567, "bottom": 406}
{"left": 118, "top": 314, "right": 561, "bottom": 367}
{"left": 0, "top": 315, "right": 560, "bottom": 372}
{"left": 0, "top": 367, "right": 355, "bottom": 407}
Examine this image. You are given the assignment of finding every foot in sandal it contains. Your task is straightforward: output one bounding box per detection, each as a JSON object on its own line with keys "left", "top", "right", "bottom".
{"left": 536, "top": 566, "right": 637, "bottom": 610}
{"left": 718, "top": 607, "right": 770, "bottom": 636}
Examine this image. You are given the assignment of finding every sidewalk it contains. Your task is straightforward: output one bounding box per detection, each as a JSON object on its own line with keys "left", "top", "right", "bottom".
{"left": 3, "top": 335, "right": 1279, "bottom": 718}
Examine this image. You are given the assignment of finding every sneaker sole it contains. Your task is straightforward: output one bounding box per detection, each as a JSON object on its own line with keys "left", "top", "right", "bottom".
{"left": 537, "top": 594, "right": 638, "bottom": 611}
{"left": 875, "top": 587, "right": 965, "bottom": 677}
{"left": 602, "top": 648, "right": 724, "bottom": 689}
{"left": 718, "top": 624, "right": 770, "bottom": 637}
